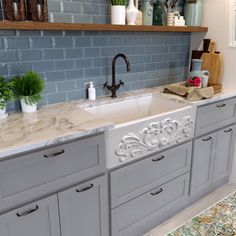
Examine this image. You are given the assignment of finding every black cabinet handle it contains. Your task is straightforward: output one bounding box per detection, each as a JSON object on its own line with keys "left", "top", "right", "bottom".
{"left": 224, "top": 129, "right": 233, "bottom": 133}
{"left": 151, "top": 188, "right": 163, "bottom": 196}
{"left": 202, "top": 137, "right": 212, "bottom": 142}
{"left": 16, "top": 205, "right": 39, "bottom": 217}
{"left": 44, "top": 149, "right": 65, "bottom": 158}
{"left": 152, "top": 155, "right": 165, "bottom": 162}
{"left": 216, "top": 103, "right": 226, "bottom": 108}
{"left": 76, "top": 184, "right": 94, "bottom": 193}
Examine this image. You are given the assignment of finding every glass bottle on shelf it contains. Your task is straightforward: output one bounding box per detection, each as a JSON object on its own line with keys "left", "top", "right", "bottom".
{"left": 142, "top": 0, "right": 153, "bottom": 25}
{"left": 153, "top": 0, "right": 164, "bottom": 26}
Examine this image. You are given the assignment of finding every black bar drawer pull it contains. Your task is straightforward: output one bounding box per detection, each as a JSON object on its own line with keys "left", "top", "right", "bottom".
{"left": 151, "top": 188, "right": 163, "bottom": 196}
{"left": 44, "top": 149, "right": 65, "bottom": 158}
{"left": 152, "top": 155, "right": 165, "bottom": 162}
{"left": 216, "top": 103, "right": 226, "bottom": 108}
{"left": 224, "top": 129, "right": 233, "bottom": 133}
{"left": 16, "top": 205, "right": 39, "bottom": 217}
{"left": 202, "top": 137, "right": 212, "bottom": 142}
{"left": 76, "top": 184, "right": 94, "bottom": 193}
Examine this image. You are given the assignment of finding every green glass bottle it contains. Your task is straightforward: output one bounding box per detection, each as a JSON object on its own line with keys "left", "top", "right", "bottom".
{"left": 153, "top": 0, "right": 163, "bottom": 26}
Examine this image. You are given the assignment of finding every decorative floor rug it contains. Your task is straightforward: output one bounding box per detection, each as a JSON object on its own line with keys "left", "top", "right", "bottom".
{"left": 167, "top": 191, "right": 236, "bottom": 236}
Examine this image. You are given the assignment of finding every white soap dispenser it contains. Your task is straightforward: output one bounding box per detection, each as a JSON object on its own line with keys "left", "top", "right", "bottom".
{"left": 86, "top": 81, "right": 96, "bottom": 101}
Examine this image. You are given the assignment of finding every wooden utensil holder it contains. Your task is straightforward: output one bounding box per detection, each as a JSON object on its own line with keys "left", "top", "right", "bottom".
{"left": 26, "top": 0, "right": 48, "bottom": 22}
{"left": 2, "top": 0, "right": 26, "bottom": 21}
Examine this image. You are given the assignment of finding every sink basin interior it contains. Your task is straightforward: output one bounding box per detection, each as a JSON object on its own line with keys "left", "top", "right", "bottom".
{"left": 85, "top": 95, "right": 190, "bottom": 125}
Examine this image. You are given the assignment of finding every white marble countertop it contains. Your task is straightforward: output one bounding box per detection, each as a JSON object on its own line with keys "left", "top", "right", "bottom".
{"left": 0, "top": 102, "right": 113, "bottom": 159}
{"left": 1, "top": 85, "right": 236, "bottom": 159}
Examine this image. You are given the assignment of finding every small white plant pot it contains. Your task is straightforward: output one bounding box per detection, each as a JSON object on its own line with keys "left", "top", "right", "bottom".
{"left": 111, "top": 6, "right": 126, "bottom": 25}
{"left": 0, "top": 99, "right": 6, "bottom": 117}
{"left": 0, "top": 104, "right": 7, "bottom": 119}
{"left": 0, "top": 106, "right": 6, "bottom": 115}
{"left": 20, "top": 98, "right": 37, "bottom": 113}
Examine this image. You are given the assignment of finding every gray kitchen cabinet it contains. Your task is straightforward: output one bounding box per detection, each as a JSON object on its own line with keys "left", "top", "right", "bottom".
{"left": 110, "top": 142, "right": 192, "bottom": 208}
{"left": 190, "top": 125, "right": 236, "bottom": 198}
{"left": 213, "top": 125, "right": 236, "bottom": 185}
{"left": 195, "top": 97, "right": 236, "bottom": 136}
{"left": 190, "top": 132, "right": 216, "bottom": 197}
{"left": 111, "top": 173, "right": 190, "bottom": 236}
{"left": 0, "top": 134, "right": 105, "bottom": 213}
{"left": 0, "top": 195, "right": 60, "bottom": 236}
{"left": 58, "top": 175, "right": 109, "bottom": 236}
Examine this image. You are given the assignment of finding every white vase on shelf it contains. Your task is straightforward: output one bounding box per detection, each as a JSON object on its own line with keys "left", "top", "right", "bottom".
{"left": 111, "top": 5, "right": 126, "bottom": 25}
{"left": 126, "top": 0, "right": 138, "bottom": 25}
{"left": 135, "top": 0, "right": 143, "bottom": 25}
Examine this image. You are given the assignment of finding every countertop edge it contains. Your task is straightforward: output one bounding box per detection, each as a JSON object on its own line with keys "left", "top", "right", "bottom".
{"left": 0, "top": 123, "right": 114, "bottom": 159}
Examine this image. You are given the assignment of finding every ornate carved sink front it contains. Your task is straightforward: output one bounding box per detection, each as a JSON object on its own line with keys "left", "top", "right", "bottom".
{"left": 85, "top": 94, "right": 196, "bottom": 168}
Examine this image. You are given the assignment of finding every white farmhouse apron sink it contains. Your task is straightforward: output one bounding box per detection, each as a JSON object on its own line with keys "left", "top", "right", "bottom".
{"left": 85, "top": 94, "right": 196, "bottom": 168}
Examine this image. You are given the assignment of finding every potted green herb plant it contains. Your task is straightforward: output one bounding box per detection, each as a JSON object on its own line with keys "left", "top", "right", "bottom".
{"left": 14, "top": 71, "right": 45, "bottom": 113}
{"left": 0, "top": 77, "right": 15, "bottom": 118}
{"left": 111, "top": 0, "right": 126, "bottom": 25}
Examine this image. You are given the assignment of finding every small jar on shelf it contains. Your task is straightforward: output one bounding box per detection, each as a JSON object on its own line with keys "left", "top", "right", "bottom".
{"left": 2, "top": 0, "right": 26, "bottom": 21}
{"left": 26, "top": 0, "right": 48, "bottom": 22}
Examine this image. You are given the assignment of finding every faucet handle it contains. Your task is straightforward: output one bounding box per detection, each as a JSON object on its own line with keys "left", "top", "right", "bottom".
{"left": 119, "top": 80, "right": 124, "bottom": 86}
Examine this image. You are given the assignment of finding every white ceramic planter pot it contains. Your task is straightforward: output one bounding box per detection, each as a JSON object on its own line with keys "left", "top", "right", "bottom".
{"left": 111, "top": 6, "right": 126, "bottom": 25}
{"left": 0, "top": 100, "right": 7, "bottom": 119}
{"left": 20, "top": 98, "right": 37, "bottom": 113}
{"left": 0, "top": 106, "right": 6, "bottom": 116}
{"left": 126, "top": 0, "right": 138, "bottom": 25}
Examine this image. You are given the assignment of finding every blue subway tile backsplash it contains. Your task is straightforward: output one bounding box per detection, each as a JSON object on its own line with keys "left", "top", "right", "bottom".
{"left": 1, "top": 30, "right": 190, "bottom": 112}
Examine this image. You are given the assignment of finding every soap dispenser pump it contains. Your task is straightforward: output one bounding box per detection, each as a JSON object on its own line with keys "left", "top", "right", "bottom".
{"left": 85, "top": 81, "right": 96, "bottom": 101}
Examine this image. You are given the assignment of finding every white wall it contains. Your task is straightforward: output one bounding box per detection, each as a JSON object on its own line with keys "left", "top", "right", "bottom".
{"left": 201, "top": 0, "right": 236, "bottom": 182}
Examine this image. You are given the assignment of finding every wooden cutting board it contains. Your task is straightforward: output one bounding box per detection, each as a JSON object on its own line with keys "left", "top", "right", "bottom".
{"left": 201, "top": 42, "right": 223, "bottom": 84}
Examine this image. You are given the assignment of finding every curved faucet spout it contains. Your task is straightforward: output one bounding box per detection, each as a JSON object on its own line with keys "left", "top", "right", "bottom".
{"left": 112, "top": 53, "right": 131, "bottom": 73}
{"left": 104, "top": 53, "right": 131, "bottom": 98}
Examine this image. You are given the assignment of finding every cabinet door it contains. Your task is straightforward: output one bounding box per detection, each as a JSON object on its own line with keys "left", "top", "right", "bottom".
{"left": 213, "top": 125, "right": 236, "bottom": 184}
{"left": 0, "top": 134, "right": 105, "bottom": 213}
{"left": 190, "top": 133, "right": 216, "bottom": 196}
{"left": 59, "top": 175, "right": 108, "bottom": 236}
{"left": 0, "top": 195, "right": 60, "bottom": 236}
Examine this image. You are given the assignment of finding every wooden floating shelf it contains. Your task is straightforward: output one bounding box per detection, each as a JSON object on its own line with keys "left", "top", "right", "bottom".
{"left": 0, "top": 21, "right": 208, "bottom": 32}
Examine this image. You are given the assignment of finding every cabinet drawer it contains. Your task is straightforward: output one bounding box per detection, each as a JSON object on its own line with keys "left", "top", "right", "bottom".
{"left": 196, "top": 97, "right": 236, "bottom": 136}
{"left": 111, "top": 173, "right": 189, "bottom": 236}
{"left": 0, "top": 134, "right": 105, "bottom": 212}
{"left": 0, "top": 195, "right": 60, "bottom": 236}
{"left": 110, "top": 142, "right": 192, "bottom": 207}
